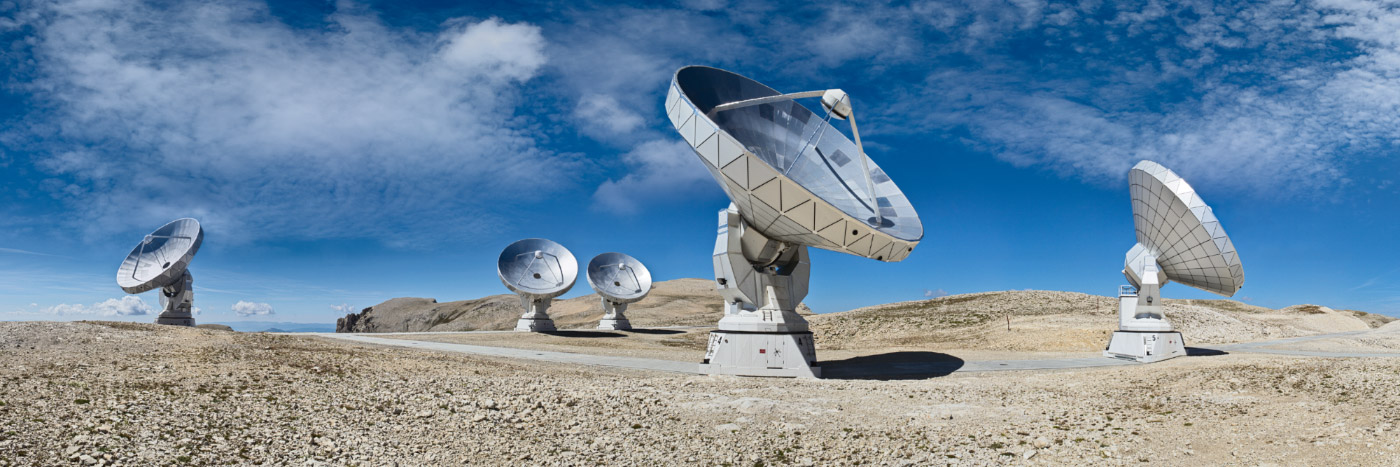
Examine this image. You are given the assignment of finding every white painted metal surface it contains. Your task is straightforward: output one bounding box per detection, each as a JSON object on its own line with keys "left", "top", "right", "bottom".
{"left": 116, "top": 218, "right": 203, "bottom": 327}
{"left": 669, "top": 66, "right": 924, "bottom": 378}
{"left": 586, "top": 252, "right": 652, "bottom": 331}
{"left": 498, "top": 239, "right": 578, "bottom": 332}
{"left": 1108, "top": 161, "right": 1245, "bottom": 362}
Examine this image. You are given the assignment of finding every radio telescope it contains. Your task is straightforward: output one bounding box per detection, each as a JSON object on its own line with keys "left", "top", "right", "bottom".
{"left": 667, "top": 66, "right": 924, "bottom": 378}
{"left": 586, "top": 253, "right": 653, "bottom": 330}
{"left": 116, "top": 218, "right": 204, "bottom": 326}
{"left": 1106, "top": 160, "right": 1245, "bottom": 362}
{"left": 498, "top": 238, "right": 578, "bottom": 332}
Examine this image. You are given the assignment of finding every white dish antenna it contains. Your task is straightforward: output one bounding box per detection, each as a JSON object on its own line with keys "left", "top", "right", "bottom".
{"left": 1128, "top": 160, "right": 1244, "bottom": 295}
{"left": 116, "top": 218, "right": 203, "bottom": 326}
{"left": 586, "top": 252, "right": 653, "bottom": 330}
{"left": 497, "top": 238, "right": 578, "bottom": 332}
{"left": 1106, "top": 160, "right": 1245, "bottom": 362}
{"left": 667, "top": 66, "right": 925, "bottom": 377}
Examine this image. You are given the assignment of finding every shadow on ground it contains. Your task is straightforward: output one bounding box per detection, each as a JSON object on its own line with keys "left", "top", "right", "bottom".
{"left": 542, "top": 330, "right": 626, "bottom": 338}
{"left": 820, "top": 351, "right": 966, "bottom": 380}
{"left": 1186, "top": 347, "right": 1229, "bottom": 357}
{"left": 622, "top": 329, "right": 687, "bottom": 335}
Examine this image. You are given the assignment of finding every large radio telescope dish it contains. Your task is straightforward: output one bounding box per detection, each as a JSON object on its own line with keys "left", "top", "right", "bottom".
{"left": 1130, "top": 160, "right": 1244, "bottom": 295}
{"left": 1106, "top": 160, "right": 1245, "bottom": 363}
{"left": 117, "top": 218, "right": 203, "bottom": 293}
{"left": 667, "top": 66, "right": 924, "bottom": 378}
{"left": 586, "top": 252, "right": 652, "bottom": 331}
{"left": 498, "top": 238, "right": 578, "bottom": 332}
{"left": 116, "top": 218, "right": 203, "bottom": 326}
{"left": 667, "top": 66, "right": 923, "bottom": 261}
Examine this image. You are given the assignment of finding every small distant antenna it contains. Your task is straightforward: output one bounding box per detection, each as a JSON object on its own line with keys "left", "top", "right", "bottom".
{"left": 116, "top": 218, "right": 204, "bottom": 326}
{"left": 586, "top": 253, "right": 653, "bottom": 331}
{"left": 497, "top": 238, "right": 578, "bottom": 332}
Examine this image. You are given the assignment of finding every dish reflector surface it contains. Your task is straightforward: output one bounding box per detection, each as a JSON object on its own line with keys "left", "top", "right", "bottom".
{"left": 497, "top": 238, "right": 578, "bottom": 298}
{"left": 586, "top": 252, "right": 653, "bottom": 303}
{"left": 667, "top": 66, "right": 922, "bottom": 262}
{"left": 1130, "top": 160, "right": 1244, "bottom": 296}
{"left": 116, "top": 218, "right": 204, "bottom": 294}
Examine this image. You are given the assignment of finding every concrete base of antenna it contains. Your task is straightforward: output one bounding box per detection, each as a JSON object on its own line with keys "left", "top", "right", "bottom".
{"left": 1104, "top": 250, "right": 1184, "bottom": 361}
{"left": 700, "top": 331, "right": 819, "bottom": 378}
{"left": 701, "top": 204, "right": 821, "bottom": 378}
{"left": 155, "top": 315, "right": 195, "bottom": 326}
{"left": 596, "top": 300, "right": 632, "bottom": 330}
{"left": 1105, "top": 331, "right": 1185, "bottom": 363}
{"left": 514, "top": 296, "right": 557, "bottom": 332}
{"left": 596, "top": 318, "right": 631, "bottom": 331}
{"left": 515, "top": 318, "right": 557, "bottom": 332}
{"left": 154, "top": 270, "right": 196, "bottom": 327}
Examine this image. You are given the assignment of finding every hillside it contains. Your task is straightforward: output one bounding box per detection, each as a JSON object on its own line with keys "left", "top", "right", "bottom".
{"left": 338, "top": 278, "right": 738, "bottom": 332}
{"left": 337, "top": 279, "right": 1394, "bottom": 352}
{"left": 809, "top": 292, "right": 1394, "bottom": 352}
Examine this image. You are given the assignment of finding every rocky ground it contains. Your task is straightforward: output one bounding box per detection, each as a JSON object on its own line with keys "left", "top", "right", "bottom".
{"left": 3, "top": 321, "right": 1400, "bottom": 466}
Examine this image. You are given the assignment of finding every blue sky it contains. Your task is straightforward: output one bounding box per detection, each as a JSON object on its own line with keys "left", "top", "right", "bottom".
{"left": 1, "top": 0, "right": 1398, "bottom": 324}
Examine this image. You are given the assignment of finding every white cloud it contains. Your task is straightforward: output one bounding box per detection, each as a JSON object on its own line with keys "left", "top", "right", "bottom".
{"left": 4, "top": 1, "right": 566, "bottom": 245}
{"left": 44, "top": 296, "right": 153, "bottom": 316}
{"left": 885, "top": 0, "right": 1399, "bottom": 196}
{"left": 574, "top": 94, "right": 646, "bottom": 139}
{"left": 191, "top": 306, "right": 201, "bottom": 316}
{"left": 924, "top": 288, "right": 949, "bottom": 298}
{"left": 438, "top": 18, "right": 547, "bottom": 81}
{"left": 232, "top": 300, "right": 274, "bottom": 317}
{"left": 591, "top": 139, "right": 717, "bottom": 214}
{"left": 331, "top": 303, "right": 357, "bottom": 314}
{"left": 0, "top": 247, "right": 60, "bottom": 257}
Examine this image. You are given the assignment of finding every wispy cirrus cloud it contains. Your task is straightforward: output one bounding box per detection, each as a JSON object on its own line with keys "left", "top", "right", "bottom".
{"left": 0, "top": 247, "right": 64, "bottom": 258}
{"left": 591, "top": 139, "right": 716, "bottom": 215}
{"left": 560, "top": 0, "right": 1399, "bottom": 211}
{"left": 2, "top": 0, "right": 571, "bottom": 247}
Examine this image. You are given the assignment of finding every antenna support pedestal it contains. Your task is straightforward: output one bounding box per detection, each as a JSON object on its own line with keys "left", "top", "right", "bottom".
{"left": 1104, "top": 245, "right": 1185, "bottom": 362}
{"left": 700, "top": 205, "right": 819, "bottom": 378}
{"left": 155, "top": 270, "right": 196, "bottom": 327}
{"left": 514, "top": 296, "right": 557, "bottom": 332}
{"left": 596, "top": 299, "right": 632, "bottom": 330}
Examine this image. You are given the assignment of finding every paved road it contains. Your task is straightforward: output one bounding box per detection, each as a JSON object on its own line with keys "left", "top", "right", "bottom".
{"left": 304, "top": 329, "right": 1400, "bottom": 380}
{"left": 1196, "top": 330, "right": 1400, "bottom": 358}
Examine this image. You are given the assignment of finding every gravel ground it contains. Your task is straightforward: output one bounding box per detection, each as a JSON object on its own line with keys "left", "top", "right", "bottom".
{"left": 3, "top": 321, "right": 1399, "bottom": 466}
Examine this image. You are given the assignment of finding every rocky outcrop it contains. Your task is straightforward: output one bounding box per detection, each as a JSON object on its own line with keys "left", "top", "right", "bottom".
{"left": 337, "top": 299, "right": 439, "bottom": 333}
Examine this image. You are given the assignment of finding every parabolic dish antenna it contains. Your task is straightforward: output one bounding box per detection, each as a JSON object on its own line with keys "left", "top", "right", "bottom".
{"left": 586, "top": 252, "right": 653, "bottom": 331}
{"left": 498, "top": 238, "right": 578, "bottom": 332}
{"left": 116, "top": 218, "right": 204, "bottom": 326}
{"left": 1105, "top": 160, "right": 1245, "bottom": 363}
{"left": 666, "top": 66, "right": 924, "bottom": 378}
